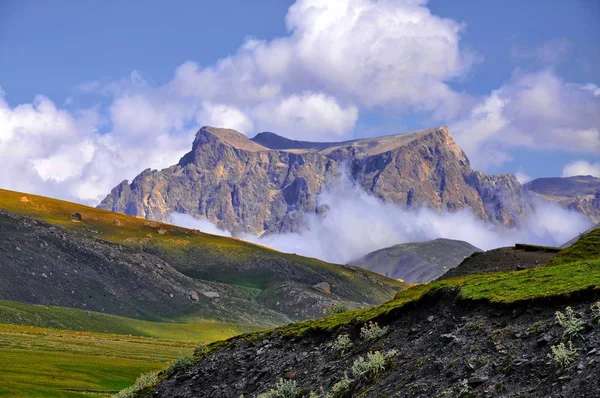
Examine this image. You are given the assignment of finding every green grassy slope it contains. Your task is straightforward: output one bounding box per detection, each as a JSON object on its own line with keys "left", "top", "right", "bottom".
{"left": 548, "top": 227, "right": 600, "bottom": 266}
{"left": 0, "top": 301, "right": 261, "bottom": 342}
{"left": 0, "top": 324, "right": 197, "bottom": 398}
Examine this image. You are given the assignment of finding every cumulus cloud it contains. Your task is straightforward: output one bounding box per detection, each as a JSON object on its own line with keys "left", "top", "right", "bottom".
{"left": 0, "top": 91, "right": 194, "bottom": 204}
{"left": 170, "top": 174, "right": 593, "bottom": 265}
{"left": 1, "top": 0, "right": 598, "bottom": 206}
{"left": 0, "top": 0, "right": 482, "bottom": 204}
{"left": 166, "top": 0, "right": 477, "bottom": 124}
{"left": 452, "top": 70, "right": 600, "bottom": 169}
{"left": 562, "top": 160, "right": 600, "bottom": 178}
{"left": 515, "top": 170, "right": 532, "bottom": 184}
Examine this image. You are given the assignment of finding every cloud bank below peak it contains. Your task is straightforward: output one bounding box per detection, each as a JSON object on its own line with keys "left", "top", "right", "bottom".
{"left": 170, "top": 173, "right": 593, "bottom": 266}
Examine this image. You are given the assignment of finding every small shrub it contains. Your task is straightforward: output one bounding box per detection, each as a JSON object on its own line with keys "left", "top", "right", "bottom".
{"left": 326, "top": 303, "right": 350, "bottom": 316}
{"left": 326, "top": 373, "right": 352, "bottom": 398}
{"left": 360, "top": 321, "right": 389, "bottom": 341}
{"left": 555, "top": 307, "right": 584, "bottom": 340}
{"left": 457, "top": 379, "right": 472, "bottom": 397}
{"left": 548, "top": 341, "right": 578, "bottom": 370}
{"left": 112, "top": 371, "right": 159, "bottom": 398}
{"left": 351, "top": 351, "right": 389, "bottom": 381}
{"left": 164, "top": 353, "right": 195, "bottom": 377}
{"left": 591, "top": 302, "right": 600, "bottom": 324}
{"left": 257, "top": 379, "right": 303, "bottom": 398}
{"left": 332, "top": 334, "right": 353, "bottom": 356}
{"left": 193, "top": 344, "right": 206, "bottom": 356}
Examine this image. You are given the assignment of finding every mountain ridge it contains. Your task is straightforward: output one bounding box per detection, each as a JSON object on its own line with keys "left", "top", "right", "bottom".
{"left": 99, "top": 126, "right": 531, "bottom": 235}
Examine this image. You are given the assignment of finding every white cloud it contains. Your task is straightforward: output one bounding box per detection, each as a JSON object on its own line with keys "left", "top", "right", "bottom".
{"left": 252, "top": 93, "right": 358, "bottom": 139}
{"left": 452, "top": 70, "right": 600, "bottom": 169}
{"left": 197, "top": 103, "right": 254, "bottom": 135}
{"left": 0, "top": 91, "right": 194, "bottom": 204}
{"left": 169, "top": 213, "right": 232, "bottom": 237}
{"left": 582, "top": 83, "right": 600, "bottom": 97}
{"left": 168, "top": 0, "right": 477, "bottom": 124}
{"left": 562, "top": 160, "right": 600, "bottom": 178}
{"left": 170, "top": 173, "right": 593, "bottom": 268}
{"left": 515, "top": 170, "right": 532, "bottom": 184}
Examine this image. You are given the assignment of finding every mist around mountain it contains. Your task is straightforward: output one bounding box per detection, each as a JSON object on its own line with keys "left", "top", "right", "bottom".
{"left": 100, "top": 127, "right": 594, "bottom": 269}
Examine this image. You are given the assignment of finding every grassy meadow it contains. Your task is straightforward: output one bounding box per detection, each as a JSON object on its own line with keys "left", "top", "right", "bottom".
{"left": 0, "top": 324, "right": 197, "bottom": 397}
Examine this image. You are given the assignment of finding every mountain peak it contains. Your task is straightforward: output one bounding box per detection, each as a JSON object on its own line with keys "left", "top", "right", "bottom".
{"left": 195, "top": 126, "right": 268, "bottom": 152}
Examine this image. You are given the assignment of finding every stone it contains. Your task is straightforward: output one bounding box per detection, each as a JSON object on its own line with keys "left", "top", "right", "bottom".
{"left": 202, "top": 291, "right": 220, "bottom": 298}
{"left": 440, "top": 333, "right": 460, "bottom": 344}
{"left": 427, "top": 315, "right": 434, "bottom": 322}
{"left": 71, "top": 212, "right": 85, "bottom": 220}
{"left": 189, "top": 291, "right": 200, "bottom": 301}
{"left": 112, "top": 219, "right": 121, "bottom": 226}
{"left": 19, "top": 196, "right": 29, "bottom": 203}
{"left": 468, "top": 376, "right": 489, "bottom": 385}
{"left": 313, "top": 282, "right": 331, "bottom": 294}
{"left": 157, "top": 228, "right": 167, "bottom": 235}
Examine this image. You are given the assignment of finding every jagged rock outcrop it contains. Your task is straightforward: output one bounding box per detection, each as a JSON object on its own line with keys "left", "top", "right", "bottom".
{"left": 99, "top": 126, "right": 532, "bottom": 234}
{"left": 525, "top": 176, "right": 600, "bottom": 223}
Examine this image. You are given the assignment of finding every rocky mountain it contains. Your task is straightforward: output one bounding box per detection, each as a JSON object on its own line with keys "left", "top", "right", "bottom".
{"left": 351, "top": 238, "right": 481, "bottom": 284}
{"left": 525, "top": 175, "right": 600, "bottom": 223}
{"left": 99, "top": 126, "right": 531, "bottom": 235}
{"left": 0, "top": 189, "right": 403, "bottom": 325}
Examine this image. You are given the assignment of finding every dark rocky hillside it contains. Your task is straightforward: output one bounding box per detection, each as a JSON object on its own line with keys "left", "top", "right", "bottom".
{"left": 137, "top": 289, "right": 600, "bottom": 398}
{"left": 124, "top": 228, "right": 600, "bottom": 398}
{"left": 0, "top": 209, "right": 284, "bottom": 324}
{"left": 99, "top": 126, "right": 532, "bottom": 235}
{"left": 352, "top": 238, "right": 481, "bottom": 283}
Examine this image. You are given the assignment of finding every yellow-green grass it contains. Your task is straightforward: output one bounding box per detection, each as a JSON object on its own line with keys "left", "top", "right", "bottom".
{"left": 0, "top": 324, "right": 197, "bottom": 397}
{"left": 0, "top": 300, "right": 263, "bottom": 342}
{"left": 548, "top": 227, "right": 600, "bottom": 266}
{"left": 0, "top": 188, "right": 404, "bottom": 294}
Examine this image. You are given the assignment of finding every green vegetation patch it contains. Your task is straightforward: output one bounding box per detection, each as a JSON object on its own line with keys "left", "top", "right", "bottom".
{"left": 0, "top": 300, "right": 261, "bottom": 342}
{"left": 548, "top": 228, "right": 600, "bottom": 266}
{"left": 0, "top": 324, "right": 197, "bottom": 398}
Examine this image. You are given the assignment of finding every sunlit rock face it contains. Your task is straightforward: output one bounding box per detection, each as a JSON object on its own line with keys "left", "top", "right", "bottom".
{"left": 99, "top": 126, "right": 532, "bottom": 235}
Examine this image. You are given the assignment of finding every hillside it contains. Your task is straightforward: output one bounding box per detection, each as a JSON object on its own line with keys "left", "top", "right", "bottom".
{"left": 99, "top": 126, "right": 531, "bottom": 235}
{"left": 0, "top": 189, "right": 403, "bottom": 325}
{"left": 437, "top": 244, "right": 560, "bottom": 281}
{"left": 125, "top": 228, "right": 600, "bottom": 397}
{"left": 352, "top": 238, "right": 481, "bottom": 283}
{"left": 525, "top": 175, "right": 600, "bottom": 223}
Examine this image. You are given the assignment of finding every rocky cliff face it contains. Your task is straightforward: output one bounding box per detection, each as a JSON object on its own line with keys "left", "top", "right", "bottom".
{"left": 525, "top": 176, "right": 600, "bottom": 224}
{"left": 99, "top": 126, "right": 531, "bottom": 235}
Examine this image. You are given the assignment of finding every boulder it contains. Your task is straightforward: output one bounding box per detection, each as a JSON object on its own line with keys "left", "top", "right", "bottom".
{"left": 313, "top": 282, "right": 331, "bottom": 295}
{"left": 188, "top": 291, "right": 200, "bottom": 301}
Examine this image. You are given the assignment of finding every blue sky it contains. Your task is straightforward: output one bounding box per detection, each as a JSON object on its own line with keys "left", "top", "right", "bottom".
{"left": 0, "top": 0, "right": 598, "bottom": 204}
